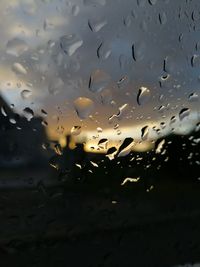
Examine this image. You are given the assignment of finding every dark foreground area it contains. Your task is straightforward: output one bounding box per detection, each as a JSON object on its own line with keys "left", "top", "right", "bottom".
{"left": 0, "top": 130, "right": 199, "bottom": 267}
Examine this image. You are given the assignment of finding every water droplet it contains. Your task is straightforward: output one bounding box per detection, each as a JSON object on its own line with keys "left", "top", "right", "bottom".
{"left": 71, "top": 125, "right": 81, "bottom": 135}
{"left": 159, "top": 12, "right": 167, "bottom": 25}
{"left": 74, "top": 97, "right": 94, "bottom": 119}
{"left": 188, "top": 92, "right": 199, "bottom": 102}
{"left": 12, "top": 63, "right": 27, "bottom": 75}
{"left": 72, "top": 4, "right": 80, "bottom": 16}
{"left": 60, "top": 35, "right": 83, "bottom": 56}
{"left": 191, "top": 54, "right": 200, "bottom": 67}
{"left": 54, "top": 144, "right": 62, "bottom": 155}
{"left": 88, "top": 18, "right": 107, "bottom": 32}
{"left": 43, "top": 19, "right": 54, "bottom": 31}
{"left": 148, "top": 0, "right": 157, "bottom": 5}
{"left": 97, "top": 42, "right": 111, "bottom": 60}
{"left": 97, "top": 127, "right": 103, "bottom": 133}
{"left": 137, "top": 86, "right": 151, "bottom": 105}
{"left": 132, "top": 42, "right": 146, "bottom": 61}
{"left": 106, "top": 147, "right": 117, "bottom": 160}
{"left": 41, "top": 109, "right": 48, "bottom": 116}
{"left": 6, "top": 38, "right": 28, "bottom": 57}
{"left": 123, "top": 15, "right": 132, "bottom": 27}
{"left": 155, "top": 139, "right": 165, "bottom": 154}
{"left": 83, "top": 0, "right": 106, "bottom": 6}
{"left": 90, "top": 161, "right": 98, "bottom": 167}
{"left": 137, "top": 0, "right": 145, "bottom": 7}
{"left": 21, "top": 90, "right": 32, "bottom": 99}
{"left": 118, "top": 138, "right": 135, "bottom": 157}
{"left": 117, "top": 76, "right": 129, "bottom": 89}
{"left": 121, "top": 177, "right": 140, "bottom": 185}
{"left": 141, "top": 125, "right": 149, "bottom": 140}
{"left": 179, "top": 108, "right": 190, "bottom": 121}
{"left": 89, "top": 69, "right": 110, "bottom": 93}
{"left": 23, "top": 107, "right": 34, "bottom": 121}
{"left": 9, "top": 118, "right": 16, "bottom": 124}
{"left": 1, "top": 106, "right": 7, "bottom": 117}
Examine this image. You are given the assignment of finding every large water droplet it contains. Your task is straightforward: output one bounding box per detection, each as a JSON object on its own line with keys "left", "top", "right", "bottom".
{"left": 23, "top": 107, "right": 34, "bottom": 121}
{"left": 117, "top": 138, "right": 135, "bottom": 157}
{"left": 179, "top": 108, "right": 190, "bottom": 121}
{"left": 74, "top": 97, "right": 94, "bottom": 119}
{"left": 137, "top": 86, "right": 151, "bottom": 105}
{"left": 12, "top": 63, "right": 27, "bottom": 75}
{"left": 141, "top": 125, "right": 149, "bottom": 140}
{"left": 6, "top": 38, "right": 28, "bottom": 57}
{"left": 188, "top": 92, "right": 199, "bottom": 102}
{"left": 155, "top": 139, "right": 165, "bottom": 154}
{"left": 88, "top": 18, "right": 107, "bottom": 32}
{"left": 89, "top": 69, "right": 110, "bottom": 93}
{"left": 97, "top": 42, "right": 111, "bottom": 60}
{"left": 60, "top": 35, "right": 83, "bottom": 56}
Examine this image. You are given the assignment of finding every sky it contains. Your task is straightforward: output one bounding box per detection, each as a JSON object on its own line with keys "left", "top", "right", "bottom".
{"left": 0, "top": 0, "right": 200, "bottom": 146}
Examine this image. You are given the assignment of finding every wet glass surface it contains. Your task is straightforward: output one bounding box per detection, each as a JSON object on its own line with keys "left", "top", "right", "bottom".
{"left": 0, "top": 0, "right": 200, "bottom": 266}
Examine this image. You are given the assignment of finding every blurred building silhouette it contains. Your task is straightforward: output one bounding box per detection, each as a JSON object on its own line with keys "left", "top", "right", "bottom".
{"left": 0, "top": 95, "right": 50, "bottom": 168}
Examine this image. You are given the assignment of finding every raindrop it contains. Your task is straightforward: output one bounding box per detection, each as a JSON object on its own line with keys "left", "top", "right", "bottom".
{"left": 106, "top": 147, "right": 117, "bottom": 160}
{"left": 89, "top": 69, "right": 110, "bottom": 93}
{"left": 170, "top": 115, "right": 176, "bottom": 124}
{"left": 97, "top": 42, "right": 111, "bottom": 60}
{"left": 188, "top": 92, "right": 199, "bottom": 102}
{"left": 123, "top": 15, "right": 132, "bottom": 27}
{"left": 132, "top": 42, "right": 146, "bottom": 61}
{"left": 98, "top": 138, "right": 108, "bottom": 146}
{"left": 12, "top": 63, "right": 27, "bottom": 75}
{"left": 88, "top": 18, "right": 107, "bottom": 32}
{"left": 117, "top": 138, "right": 135, "bottom": 157}
{"left": 155, "top": 139, "right": 165, "bottom": 154}
{"left": 121, "top": 177, "right": 140, "bottom": 185}
{"left": 191, "top": 54, "right": 200, "bottom": 67}
{"left": 83, "top": 0, "right": 106, "bottom": 6}
{"left": 21, "top": 90, "right": 32, "bottom": 99}
{"left": 137, "top": 86, "right": 151, "bottom": 105}
{"left": 6, "top": 38, "right": 28, "bottom": 57}
{"left": 54, "top": 144, "right": 62, "bottom": 155}
{"left": 141, "top": 125, "right": 149, "bottom": 140}
{"left": 1, "top": 106, "right": 7, "bottom": 117}
{"left": 97, "top": 127, "right": 103, "bottom": 133}
{"left": 179, "top": 108, "right": 190, "bottom": 121}
{"left": 72, "top": 5, "right": 80, "bottom": 16}
{"left": 90, "top": 161, "right": 98, "bottom": 167}
{"left": 148, "top": 0, "right": 157, "bottom": 5}
{"left": 71, "top": 125, "right": 81, "bottom": 135}
{"left": 60, "top": 34, "right": 83, "bottom": 56}
{"left": 137, "top": 0, "right": 145, "bottom": 7}
{"left": 9, "top": 118, "right": 16, "bottom": 124}
{"left": 23, "top": 107, "right": 34, "bottom": 121}
{"left": 41, "top": 109, "right": 48, "bottom": 116}
{"left": 117, "top": 76, "right": 129, "bottom": 89}
{"left": 74, "top": 97, "right": 94, "bottom": 119}
{"left": 159, "top": 12, "right": 167, "bottom": 25}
